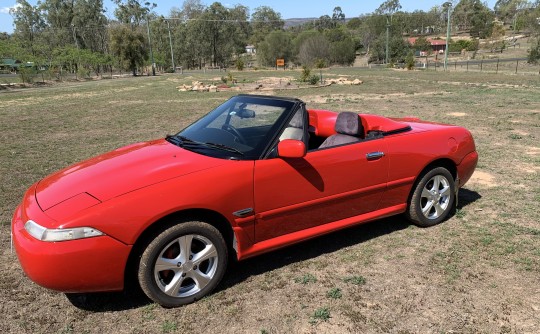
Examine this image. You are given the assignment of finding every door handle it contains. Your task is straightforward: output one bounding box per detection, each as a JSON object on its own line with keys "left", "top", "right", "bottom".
{"left": 366, "top": 151, "right": 385, "bottom": 160}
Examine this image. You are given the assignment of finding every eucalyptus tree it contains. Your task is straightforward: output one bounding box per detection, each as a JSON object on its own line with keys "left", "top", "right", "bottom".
{"left": 250, "top": 6, "right": 284, "bottom": 46}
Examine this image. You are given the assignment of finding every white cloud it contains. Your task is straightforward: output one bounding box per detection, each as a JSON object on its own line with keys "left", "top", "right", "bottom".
{"left": 0, "top": 3, "right": 22, "bottom": 14}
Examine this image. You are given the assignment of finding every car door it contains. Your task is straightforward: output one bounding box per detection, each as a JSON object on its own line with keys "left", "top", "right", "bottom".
{"left": 253, "top": 140, "right": 388, "bottom": 242}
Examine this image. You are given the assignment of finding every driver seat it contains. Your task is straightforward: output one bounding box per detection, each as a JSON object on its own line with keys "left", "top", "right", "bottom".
{"left": 319, "top": 112, "right": 364, "bottom": 149}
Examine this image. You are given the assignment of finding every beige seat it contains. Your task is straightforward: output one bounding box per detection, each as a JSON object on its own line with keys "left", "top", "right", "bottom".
{"left": 279, "top": 111, "right": 304, "bottom": 141}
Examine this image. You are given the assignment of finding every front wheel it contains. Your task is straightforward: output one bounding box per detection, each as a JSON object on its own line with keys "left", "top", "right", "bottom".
{"left": 138, "top": 221, "right": 228, "bottom": 307}
{"left": 407, "top": 167, "right": 456, "bottom": 227}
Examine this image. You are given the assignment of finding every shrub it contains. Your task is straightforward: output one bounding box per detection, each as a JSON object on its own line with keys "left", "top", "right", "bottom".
{"left": 405, "top": 51, "right": 415, "bottom": 70}
{"left": 308, "top": 74, "right": 320, "bottom": 85}
{"left": 236, "top": 58, "right": 245, "bottom": 71}
{"left": 300, "top": 66, "right": 311, "bottom": 82}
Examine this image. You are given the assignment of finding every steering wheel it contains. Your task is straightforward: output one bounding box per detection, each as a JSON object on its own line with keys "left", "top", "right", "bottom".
{"left": 222, "top": 124, "right": 247, "bottom": 144}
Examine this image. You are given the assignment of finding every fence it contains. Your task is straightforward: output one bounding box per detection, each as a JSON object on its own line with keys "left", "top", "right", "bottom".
{"left": 417, "top": 57, "right": 539, "bottom": 75}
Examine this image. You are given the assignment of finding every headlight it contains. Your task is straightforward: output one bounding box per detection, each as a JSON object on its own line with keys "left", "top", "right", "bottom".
{"left": 24, "top": 220, "right": 104, "bottom": 242}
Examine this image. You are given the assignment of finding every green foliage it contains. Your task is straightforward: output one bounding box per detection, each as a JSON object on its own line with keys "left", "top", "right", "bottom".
{"left": 309, "top": 307, "right": 331, "bottom": 324}
{"left": 250, "top": 6, "right": 284, "bottom": 46}
{"left": 369, "top": 34, "right": 411, "bottom": 64}
{"left": 297, "top": 34, "right": 330, "bottom": 66}
{"left": 18, "top": 66, "right": 38, "bottom": 84}
{"left": 326, "top": 287, "right": 342, "bottom": 299}
{"left": 308, "top": 74, "right": 320, "bottom": 85}
{"left": 300, "top": 66, "right": 311, "bottom": 82}
{"left": 405, "top": 50, "right": 415, "bottom": 70}
{"left": 235, "top": 58, "right": 245, "bottom": 71}
{"left": 294, "top": 273, "right": 317, "bottom": 284}
{"left": 413, "top": 36, "right": 432, "bottom": 53}
{"left": 528, "top": 41, "right": 540, "bottom": 64}
{"left": 257, "top": 30, "right": 293, "bottom": 67}
{"left": 344, "top": 275, "right": 367, "bottom": 285}
{"left": 449, "top": 39, "right": 478, "bottom": 53}
{"left": 161, "top": 320, "right": 177, "bottom": 333}
{"left": 109, "top": 25, "right": 148, "bottom": 76}
{"left": 453, "top": 0, "right": 495, "bottom": 39}
{"left": 315, "top": 58, "right": 326, "bottom": 69}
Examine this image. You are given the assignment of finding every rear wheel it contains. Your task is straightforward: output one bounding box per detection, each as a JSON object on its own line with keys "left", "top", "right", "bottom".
{"left": 138, "top": 221, "right": 227, "bottom": 307}
{"left": 407, "top": 167, "right": 455, "bottom": 227}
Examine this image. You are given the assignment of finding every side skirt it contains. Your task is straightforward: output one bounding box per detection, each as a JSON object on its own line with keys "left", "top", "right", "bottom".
{"left": 235, "top": 203, "right": 407, "bottom": 260}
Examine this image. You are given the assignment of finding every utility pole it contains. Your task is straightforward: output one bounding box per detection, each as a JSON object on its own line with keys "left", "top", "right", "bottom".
{"left": 385, "top": 15, "right": 390, "bottom": 64}
{"left": 444, "top": 2, "right": 452, "bottom": 71}
{"left": 166, "top": 20, "right": 175, "bottom": 73}
{"left": 146, "top": 16, "right": 156, "bottom": 76}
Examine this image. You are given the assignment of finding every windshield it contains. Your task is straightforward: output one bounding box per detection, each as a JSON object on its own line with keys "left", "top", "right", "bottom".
{"left": 171, "top": 95, "right": 298, "bottom": 159}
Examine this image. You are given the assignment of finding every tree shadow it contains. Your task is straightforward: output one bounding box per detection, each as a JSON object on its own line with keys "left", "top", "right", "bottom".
{"left": 66, "top": 188, "right": 481, "bottom": 312}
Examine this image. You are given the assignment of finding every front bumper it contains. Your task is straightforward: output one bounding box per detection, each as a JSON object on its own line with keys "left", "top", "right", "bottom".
{"left": 11, "top": 189, "right": 132, "bottom": 293}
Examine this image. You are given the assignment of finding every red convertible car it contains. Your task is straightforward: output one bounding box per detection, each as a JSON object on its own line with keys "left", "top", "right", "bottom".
{"left": 12, "top": 94, "right": 477, "bottom": 307}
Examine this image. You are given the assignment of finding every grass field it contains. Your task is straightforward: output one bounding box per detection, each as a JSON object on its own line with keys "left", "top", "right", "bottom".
{"left": 1, "top": 68, "right": 539, "bottom": 333}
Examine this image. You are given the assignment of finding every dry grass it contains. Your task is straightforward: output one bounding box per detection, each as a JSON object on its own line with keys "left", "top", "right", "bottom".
{"left": 1, "top": 68, "right": 539, "bottom": 333}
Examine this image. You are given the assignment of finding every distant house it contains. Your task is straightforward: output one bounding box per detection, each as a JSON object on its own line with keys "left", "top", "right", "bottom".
{"left": 408, "top": 38, "right": 447, "bottom": 55}
{"left": 0, "top": 58, "right": 20, "bottom": 72}
{"left": 245, "top": 45, "right": 256, "bottom": 54}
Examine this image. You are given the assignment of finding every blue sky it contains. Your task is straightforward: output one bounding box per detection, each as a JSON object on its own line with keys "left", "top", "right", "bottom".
{"left": 1, "top": 0, "right": 498, "bottom": 33}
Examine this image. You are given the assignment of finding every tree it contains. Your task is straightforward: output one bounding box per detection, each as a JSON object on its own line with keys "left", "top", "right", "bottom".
{"left": 251, "top": 6, "right": 284, "bottom": 46}
{"left": 376, "top": 0, "right": 402, "bottom": 15}
{"left": 195, "top": 2, "right": 249, "bottom": 67}
{"left": 527, "top": 42, "right": 540, "bottom": 64}
{"left": 413, "top": 36, "right": 432, "bottom": 54}
{"left": 297, "top": 34, "right": 331, "bottom": 66}
{"left": 453, "top": 0, "right": 495, "bottom": 38}
{"left": 113, "top": 0, "right": 156, "bottom": 29}
{"left": 109, "top": 25, "right": 148, "bottom": 75}
{"left": 314, "top": 15, "right": 335, "bottom": 31}
{"left": 495, "top": 0, "right": 529, "bottom": 24}
{"left": 71, "top": 0, "right": 108, "bottom": 52}
{"left": 332, "top": 6, "right": 345, "bottom": 23}
{"left": 10, "top": 0, "right": 45, "bottom": 56}
{"left": 369, "top": 34, "right": 410, "bottom": 63}
{"left": 257, "top": 30, "right": 293, "bottom": 66}
{"left": 490, "top": 19, "right": 506, "bottom": 51}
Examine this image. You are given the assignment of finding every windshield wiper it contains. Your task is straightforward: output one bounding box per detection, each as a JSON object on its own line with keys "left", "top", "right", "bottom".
{"left": 166, "top": 135, "right": 197, "bottom": 146}
{"left": 166, "top": 135, "right": 244, "bottom": 156}
{"left": 203, "top": 142, "right": 245, "bottom": 156}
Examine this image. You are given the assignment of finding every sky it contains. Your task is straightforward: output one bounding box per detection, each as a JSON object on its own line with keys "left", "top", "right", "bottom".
{"left": 0, "top": 0, "right": 498, "bottom": 34}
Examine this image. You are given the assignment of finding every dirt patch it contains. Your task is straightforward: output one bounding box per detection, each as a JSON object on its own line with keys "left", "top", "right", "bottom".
{"left": 523, "top": 146, "right": 540, "bottom": 156}
{"left": 447, "top": 112, "right": 468, "bottom": 117}
{"left": 468, "top": 170, "right": 496, "bottom": 187}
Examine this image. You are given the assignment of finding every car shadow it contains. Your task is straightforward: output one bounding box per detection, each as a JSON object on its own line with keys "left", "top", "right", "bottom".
{"left": 66, "top": 188, "right": 481, "bottom": 312}
{"left": 457, "top": 188, "right": 482, "bottom": 210}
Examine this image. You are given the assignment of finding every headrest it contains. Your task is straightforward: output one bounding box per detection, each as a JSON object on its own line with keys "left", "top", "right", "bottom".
{"left": 335, "top": 112, "right": 364, "bottom": 138}
{"left": 288, "top": 111, "right": 303, "bottom": 128}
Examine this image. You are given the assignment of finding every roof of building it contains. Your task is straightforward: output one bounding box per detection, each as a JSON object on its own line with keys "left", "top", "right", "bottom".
{"left": 408, "top": 38, "right": 447, "bottom": 46}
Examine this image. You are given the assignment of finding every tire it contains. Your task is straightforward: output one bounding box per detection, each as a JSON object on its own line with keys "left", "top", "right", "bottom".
{"left": 138, "top": 221, "right": 228, "bottom": 307}
{"left": 407, "top": 167, "right": 456, "bottom": 227}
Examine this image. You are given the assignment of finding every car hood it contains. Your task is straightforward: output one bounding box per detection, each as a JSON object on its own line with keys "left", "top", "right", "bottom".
{"left": 35, "top": 139, "right": 227, "bottom": 212}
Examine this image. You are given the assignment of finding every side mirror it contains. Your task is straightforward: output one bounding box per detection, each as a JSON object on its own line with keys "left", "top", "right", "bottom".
{"left": 277, "top": 139, "right": 306, "bottom": 159}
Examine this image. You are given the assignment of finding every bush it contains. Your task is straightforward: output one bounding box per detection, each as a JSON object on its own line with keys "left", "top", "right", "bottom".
{"left": 528, "top": 42, "right": 540, "bottom": 65}
{"left": 18, "top": 67, "right": 37, "bottom": 84}
{"left": 236, "top": 58, "right": 245, "bottom": 71}
{"left": 308, "top": 74, "right": 320, "bottom": 85}
{"left": 300, "top": 66, "right": 311, "bottom": 82}
{"left": 405, "top": 51, "right": 415, "bottom": 70}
